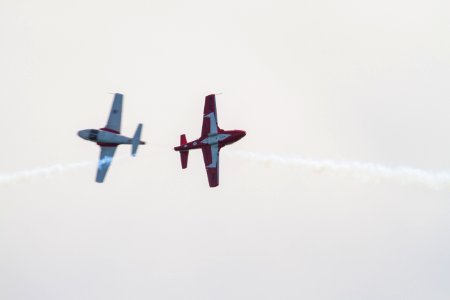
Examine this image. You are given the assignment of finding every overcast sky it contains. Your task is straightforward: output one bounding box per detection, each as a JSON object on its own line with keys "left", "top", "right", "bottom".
{"left": 1, "top": 0, "right": 450, "bottom": 299}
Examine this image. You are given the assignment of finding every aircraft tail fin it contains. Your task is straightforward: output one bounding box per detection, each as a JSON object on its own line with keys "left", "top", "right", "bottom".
{"left": 131, "top": 123, "right": 145, "bottom": 156}
{"left": 179, "top": 134, "right": 189, "bottom": 169}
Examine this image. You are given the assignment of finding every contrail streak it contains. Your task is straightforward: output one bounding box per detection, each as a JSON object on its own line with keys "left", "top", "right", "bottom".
{"left": 226, "top": 151, "right": 450, "bottom": 190}
{"left": 0, "top": 156, "right": 115, "bottom": 186}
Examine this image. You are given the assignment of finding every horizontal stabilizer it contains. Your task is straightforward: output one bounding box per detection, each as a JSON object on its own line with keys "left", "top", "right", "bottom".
{"left": 180, "top": 151, "right": 189, "bottom": 169}
{"left": 132, "top": 124, "right": 144, "bottom": 156}
{"left": 180, "top": 134, "right": 188, "bottom": 168}
{"left": 180, "top": 134, "right": 187, "bottom": 145}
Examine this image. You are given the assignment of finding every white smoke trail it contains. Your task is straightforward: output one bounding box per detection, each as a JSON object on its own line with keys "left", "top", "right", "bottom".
{"left": 0, "top": 156, "right": 115, "bottom": 186}
{"left": 226, "top": 151, "right": 450, "bottom": 190}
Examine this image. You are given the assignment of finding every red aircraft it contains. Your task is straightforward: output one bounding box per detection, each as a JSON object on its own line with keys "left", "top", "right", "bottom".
{"left": 174, "top": 94, "right": 246, "bottom": 187}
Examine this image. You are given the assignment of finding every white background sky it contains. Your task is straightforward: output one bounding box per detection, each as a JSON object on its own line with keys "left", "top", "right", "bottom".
{"left": 1, "top": 0, "right": 450, "bottom": 299}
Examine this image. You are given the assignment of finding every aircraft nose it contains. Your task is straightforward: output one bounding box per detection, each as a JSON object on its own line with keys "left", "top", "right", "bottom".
{"left": 240, "top": 130, "right": 247, "bottom": 138}
{"left": 77, "top": 130, "right": 88, "bottom": 140}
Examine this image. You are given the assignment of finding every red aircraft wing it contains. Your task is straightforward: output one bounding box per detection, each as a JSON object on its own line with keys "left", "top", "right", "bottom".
{"left": 201, "top": 144, "right": 220, "bottom": 187}
{"left": 201, "top": 94, "right": 218, "bottom": 137}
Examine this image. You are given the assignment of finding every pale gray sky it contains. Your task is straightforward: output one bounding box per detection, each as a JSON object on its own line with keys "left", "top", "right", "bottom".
{"left": 1, "top": 0, "right": 450, "bottom": 299}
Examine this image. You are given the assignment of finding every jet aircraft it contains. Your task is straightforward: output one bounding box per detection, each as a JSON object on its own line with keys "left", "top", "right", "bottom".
{"left": 78, "top": 93, "right": 145, "bottom": 183}
{"left": 174, "top": 94, "right": 246, "bottom": 187}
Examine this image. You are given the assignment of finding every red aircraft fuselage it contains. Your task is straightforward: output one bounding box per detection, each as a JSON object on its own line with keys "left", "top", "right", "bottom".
{"left": 174, "top": 129, "right": 246, "bottom": 152}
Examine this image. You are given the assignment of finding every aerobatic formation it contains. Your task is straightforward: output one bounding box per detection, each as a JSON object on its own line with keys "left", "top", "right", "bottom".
{"left": 77, "top": 93, "right": 245, "bottom": 187}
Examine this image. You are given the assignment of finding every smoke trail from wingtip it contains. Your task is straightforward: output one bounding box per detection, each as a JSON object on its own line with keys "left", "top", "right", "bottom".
{"left": 226, "top": 151, "right": 450, "bottom": 190}
{"left": 0, "top": 161, "right": 92, "bottom": 186}
{"left": 0, "top": 156, "right": 116, "bottom": 186}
